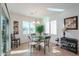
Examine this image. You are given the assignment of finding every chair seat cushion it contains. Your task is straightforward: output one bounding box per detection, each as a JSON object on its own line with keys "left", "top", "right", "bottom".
{"left": 29, "top": 42, "right": 37, "bottom": 45}
{"left": 40, "top": 42, "right": 44, "bottom": 47}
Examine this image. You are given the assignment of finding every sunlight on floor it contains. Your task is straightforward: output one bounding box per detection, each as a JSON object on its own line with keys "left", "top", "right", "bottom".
{"left": 52, "top": 47, "right": 61, "bottom": 53}
{"left": 11, "top": 49, "right": 30, "bottom": 54}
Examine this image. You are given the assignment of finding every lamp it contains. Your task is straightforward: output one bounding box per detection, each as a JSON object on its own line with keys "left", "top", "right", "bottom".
{"left": 62, "top": 27, "right": 67, "bottom": 37}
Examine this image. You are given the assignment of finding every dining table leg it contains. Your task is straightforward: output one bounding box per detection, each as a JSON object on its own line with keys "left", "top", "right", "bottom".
{"left": 38, "top": 45, "right": 41, "bottom": 51}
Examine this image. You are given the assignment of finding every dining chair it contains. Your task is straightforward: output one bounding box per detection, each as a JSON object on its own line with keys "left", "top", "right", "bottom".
{"left": 40, "top": 36, "right": 51, "bottom": 54}
{"left": 28, "top": 35, "right": 37, "bottom": 55}
{"left": 11, "top": 34, "right": 20, "bottom": 48}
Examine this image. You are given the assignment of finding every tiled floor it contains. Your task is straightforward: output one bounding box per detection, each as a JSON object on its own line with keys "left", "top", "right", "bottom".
{"left": 10, "top": 43, "right": 79, "bottom": 56}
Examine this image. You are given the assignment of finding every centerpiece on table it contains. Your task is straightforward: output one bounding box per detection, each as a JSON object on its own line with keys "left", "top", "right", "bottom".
{"left": 35, "top": 24, "right": 44, "bottom": 41}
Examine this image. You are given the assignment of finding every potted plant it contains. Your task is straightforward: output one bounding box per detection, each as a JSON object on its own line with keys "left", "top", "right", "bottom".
{"left": 35, "top": 24, "right": 44, "bottom": 50}
{"left": 35, "top": 24, "right": 44, "bottom": 41}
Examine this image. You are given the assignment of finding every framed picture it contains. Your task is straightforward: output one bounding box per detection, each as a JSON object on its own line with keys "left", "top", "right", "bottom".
{"left": 13, "top": 21, "right": 19, "bottom": 34}
{"left": 64, "top": 16, "right": 78, "bottom": 30}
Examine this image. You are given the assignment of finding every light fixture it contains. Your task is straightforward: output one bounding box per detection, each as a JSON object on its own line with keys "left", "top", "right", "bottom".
{"left": 37, "top": 21, "right": 40, "bottom": 24}
{"left": 33, "top": 21, "right": 35, "bottom": 24}
{"left": 47, "top": 8, "right": 64, "bottom": 12}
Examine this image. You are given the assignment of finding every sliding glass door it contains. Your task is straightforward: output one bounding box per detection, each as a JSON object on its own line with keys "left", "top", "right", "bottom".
{"left": 0, "top": 5, "right": 9, "bottom": 56}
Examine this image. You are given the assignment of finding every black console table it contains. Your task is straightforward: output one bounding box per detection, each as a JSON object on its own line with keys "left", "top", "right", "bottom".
{"left": 61, "top": 37, "right": 78, "bottom": 54}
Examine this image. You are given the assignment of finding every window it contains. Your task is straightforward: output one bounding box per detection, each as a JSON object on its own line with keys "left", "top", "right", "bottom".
{"left": 50, "top": 20, "right": 57, "bottom": 35}
{"left": 30, "top": 22, "right": 35, "bottom": 33}
{"left": 43, "top": 16, "right": 50, "bottom": 34}
{"left": 44, "top": 20, "right": 57, "bottom": 35}
{"left": 22, "top": 21, "right": 35, "bottom": 34}
{"left": 22, "top": 21, "right": 29, "bottom": 34}
{"left": 44, "top": 21, "right": 50, "bottom": 34}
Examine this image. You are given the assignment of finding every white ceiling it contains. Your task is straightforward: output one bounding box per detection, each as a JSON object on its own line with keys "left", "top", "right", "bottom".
{"left": 7, "top": 3, "right": 79, "bottom": 18}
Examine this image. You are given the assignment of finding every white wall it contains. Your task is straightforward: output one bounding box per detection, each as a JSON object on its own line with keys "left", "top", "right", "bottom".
{"left": 57, "top": 8, "right": 79, "bottom": 48}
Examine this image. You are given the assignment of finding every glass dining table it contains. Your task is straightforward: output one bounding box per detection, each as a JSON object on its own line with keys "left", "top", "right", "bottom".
{"left": 31, "top": 35, "right": 50, "bottom": 51}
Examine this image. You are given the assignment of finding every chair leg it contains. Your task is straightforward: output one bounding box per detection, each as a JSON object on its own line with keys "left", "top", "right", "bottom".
{"left": 30, "top": 45, "right": 33, "bottom": 56}
{"left": 19, "top": 39, "right": 20, "bottom": 45}
{"left": 44, "top": 46, "right": 46, "bottom": 54}
{"left": 38, "top": 45, "right": 41, "bottom": 51}
{"left": 11, "top": 42, "right": 13, "bottom": 48}
{"left": 15, "top": 40, "right": 18, "bottom": 48}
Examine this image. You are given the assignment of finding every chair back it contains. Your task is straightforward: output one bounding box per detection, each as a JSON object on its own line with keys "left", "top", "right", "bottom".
{"left": 11, "top": 34, "right": 15, "bottom": 40}
{"left": 28, "top": 35, "right": 33, "bottom": 42}
{"left": 31, "top": 33, "right": 36, "bottom": 36}
{"left": 44, "top": 36, "right": 51, "bottom": 45}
